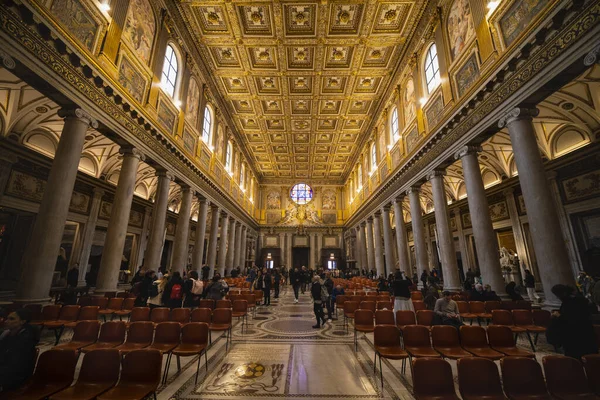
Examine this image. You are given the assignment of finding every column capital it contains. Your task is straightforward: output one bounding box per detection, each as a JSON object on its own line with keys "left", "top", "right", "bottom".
{"left": 584, "top": 43, "right": 600, "bottom": 66}
{"left": 502, "top": 187, "right": 515, "bottom": 196}
{"left": 120, "top": 146, "right": 145, "bottom": 161}
{"left": 235, "top": 221, "right": 242, "bottom": 227}
{"left": 373, "top": 211, "right": 382, "bottom": 218}
{"left": 220, "top": 210, "right": 228, "bottom": 218}
{"left": 0, "top": 49, "right": 16, "bottom": 69}
{"left": 197, "top": 195, "right": 208, "bottom": 203}
{"left": 92, "top": 187, "right": 105, "bottom": 198}
{"left": 58, "top": 107, "right": 98, "bottom": 128}
{"left": 382, "top": 204, "right": 392, "bottom": 213}
{"left": 498, "top": 107, "right": 539, "bottom": 128}
{"left": 427, "top": 169, "right": 446, "bottom": 181}
{"left": 454, "top": 145, "right": 482, "bottom": 160}
{"left": 241, "top": 225, "right": 247, "bottom": 231}
{"left": 407, "top": 186, "right": 421, "bottom": 195}
{"left": 393, "top": 195, "right": 405, "bottom": 204}
{"left": 180, "top": 186, "right": 195, "bottom": 196}
{"left": 360, "top": 221, "right": 367, "bottom": 227}
{"left": 156, "top": 169, "right": 175, "bottom": 181}
{"left": 229, "top": 215, "right": 236, "bottom": 223}
{"left": 366, "top": 216, "right": 374, "bottom": 223}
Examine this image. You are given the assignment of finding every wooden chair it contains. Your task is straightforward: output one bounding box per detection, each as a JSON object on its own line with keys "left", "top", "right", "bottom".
{"left": 112, "top": 298, "right": 135, "bottom": 320}
{"left": 412, "top": 301, "right": 426, "bottom": 311}
{"left": 373, "top": 325, "right": 408, "bottom": 388}
{"left": 487, "top": 325, "right": 534, "bottom": 358}
{"left": 403, "top": 325, "right": 441, "bottom": 360}
{"left": 343, "top": 301, "right": 360, "bottom": 332}
{"left": 44, "top": 305, "right": 81, "bottom": 345}
{"left": 81, "top": 321, "right": 126, "bottom": 353}
{"left": 411, "top": 291, "right": 423, "bottom": 301}
{"left": 457, "top": 357, "right": 507, "bottom": 400}
{"left": 412, "top": 358, "right": 459, "bottom": 400}
{"left": 191, "top": 308, "right": 212, "bottom": 324}
{"left": 216, "top": 299, "right": 232, "bottom": 309}
{"left": 501, "top": 357, "right": 551, "bottom": 399}
{"left": 457, "top": 301, "right": 478, "bottom": 325}
{"left": 512, "top": 309, "right": 545, "bottom": 351}
{"left": 98, "top": 298, "right": 124, "bottom": 322}
{"left": 353, "top": 309, "right": 374, "bottom": 351}
{"left": 97, "top": 349, "right": 162, "bottom": 400}
{"left": 210, "top": 308, "right": 232, "bottom": 350}
{"left": 582, "top": 354, "right": 600, "bottom": 395}
{"left": 64, "top": 306, "right": 99, "bottom": 329}
{"left": 395, "top": 310, "right": 416, "bottom": 332}
{"left": 431, "top": 325, "right": 473, "bottom": 359}
{"left": 150, "top": 307, "right": 170, "bottom": 326}
{"left": 49, "top": 349, "right": 120, "bottom": 400}
{"left": 55, "top": 320, "right": 100, "bottom": 352}
{"left": 415, "top": 310, "right": 434, "bottom": 328}
{"left": 114, "top": 321, "right": 154, "bottom": 354}
{"left": 168, "top": 323, "right": 209, "bottom": 384}
{"left": 170, "top": 308, "right": 191, "bottom": 326}
{"left": 460, "top": 325, "right": 503, "bottom": 360}
{"left": 543, "top": 355, "right": 596, "bottom": 399}
{"left": 374, "top": 310, "right": 395, "bottom": 326}
{"left": 470, "top": 301, "right": 492, "bottom": 323}
{"left": 376, "top": 301, "right": 394, "bottom": 310}
{"left": 232, "top": 300, "right": 248, "bottom": 333}
{"left": 199, "top": 299, "right": 215, "bottom": 310}
{"left": 148, "top": 322, "right": 181, "bottom": 384}
{"left": 359, "top": 300, "right": 376, "bottom": 314}
{"left": 335, "top": 295, "right": 346, "bottom": 318}
{"left": 126, "top": 307, "right": 150, "bottom": 326}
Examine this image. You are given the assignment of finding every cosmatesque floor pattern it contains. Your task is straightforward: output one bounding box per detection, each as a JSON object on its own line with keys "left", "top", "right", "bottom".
{"left": 37, "top": 287, "right": 558, "bottom": 399}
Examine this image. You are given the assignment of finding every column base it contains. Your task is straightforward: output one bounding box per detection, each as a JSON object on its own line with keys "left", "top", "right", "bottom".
{"left": 14, "top": 297, "right": 52, "bottom": 305}
{"left": 93, "top": 287, "right": 119, "bottom": 295}
{"left": 443, "top": 285, "right": 463, "bottom": 292}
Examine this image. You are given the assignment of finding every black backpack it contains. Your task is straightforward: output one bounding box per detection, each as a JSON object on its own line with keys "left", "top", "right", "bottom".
{"left": 148, "top": 282, "right": 159, "bottom": 298}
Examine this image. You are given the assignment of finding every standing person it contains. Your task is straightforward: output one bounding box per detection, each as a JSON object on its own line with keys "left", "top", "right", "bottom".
{"left": 67, "top": 264, "right": 79, "bottom": 288}
{"left": 273, "top": 268, "right": 281, "bottom": 299}
{"left": 148, "top": 273, "right": 168, "bottom": 309}
{"left": 420, "top": 270, "right": 429, "bottom": 289}
{"left": 205, "top": 274, "right": 227, "bottom": 301}
{"left": 310, "top": 275, "right": 326, "bottom": 328}
{"left": 323, "top": 272, "right": 334, "bottom": 321}
{"left": 392, "top": 271, "right": 414, "bottom": 317}
{"left": 162, "top": 271, "right": 184, "bottom": 309}
{"left": 547, "top": 284, "right": 598, "bottom": 359}
{"left": 300, "top": 266, "right": 308, "bottom": 294}
{"left": 434, "top": 291, "right": 463, "bottom": 328}
{"left": 134, "top": 270, "right": 155, "bottom": 307}
{"left": 263, "top": 268, "right": 272, "bottom": 306}
{"left": 331, "top": 284, "right": 345, "bottom": 318}
{"left": 247, "top": 266, "right": 257, "bottom": 285}
{"left": 281, "top": 266, "right": 288, "bottom": 286}
{"left": 183, "top": 271, "right": 202, "bottom": 308}
{"left": 254, "top": 269, "right": 264, "bottom": 292}
{"left": 201, "top": 264, "right": 210, "bottom": 281}
{"left": 291, "top": 267, "right": 301, "bottom": 303}
{"left": 0, "top": 308, "right": 39, "bottom": 393}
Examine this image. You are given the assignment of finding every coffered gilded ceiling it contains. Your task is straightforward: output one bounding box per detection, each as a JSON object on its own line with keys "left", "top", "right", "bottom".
{"left": 175, "top": 0, "right": 423, "bottom": 183}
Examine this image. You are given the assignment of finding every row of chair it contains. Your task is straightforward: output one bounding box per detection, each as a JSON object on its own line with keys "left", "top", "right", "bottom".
{"left": 1, "top": 348, "right": 163, "bottom": 400}
{"left": 411, "top": 355, "right": 600, "bottom": 400}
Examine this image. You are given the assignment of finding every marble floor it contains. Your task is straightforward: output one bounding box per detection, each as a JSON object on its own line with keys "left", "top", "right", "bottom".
{"left": 37, "top": 286, "right": 558, "bottom": 400}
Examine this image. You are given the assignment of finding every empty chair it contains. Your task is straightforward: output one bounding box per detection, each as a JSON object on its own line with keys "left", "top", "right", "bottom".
{"left": 98, "top": 298, "right": 124, "bottom": 321}
{"left": 457, "top": 301, "right": 478, "bottom": 324}
{"left": 64, "top": 306, "right": 99, "bottom": 329}
{"left": 457, "top": 357, "right": 507, "bottom": 400}
{"left": 148, "top": 322, "right": 181, "bottom": 383}
{"left": 210, "top": 308, "right": 232, "bottom": 350}
{"left": 515, "top": 300, "right": 532, "bottom": 310}
{"left": 343, "top": 301, "right": 360, "bottom": 332}
{"left": 396, "top": 310, "right": 416, "bottom": 332}
{"left": 460, "top": 326, "right": 503, "bottom": 360}
{"left": 373, "top": 325, "right": 409, "bottom": 388}
{"left": 501, "top": 357, "right": 551, "bottom": 399}
{"left": 55, "top": 321, "right": 100, "bottom": 351}
{"left": 485, "top": 300, "right": 502, "bottom": 314}
{"left": 487, "top": 325, "right": 535, "bottom": 358}
{"left": 168, "top": 323, "right": 210, "bottom": 384}
{"left": 582, "top": 354, "right": 600, "bottom": 395}
{"left": 411, "top": 291, "right": 423, "bottom": 301}
{"left": 114, "top": 321, "right": 154, "bottom": 354}
{"left": 81, "top": 321, "right": 126, "bottom": 353}
{"left": 191, "top": 308, "right": 212, "bottom": 324}
{"left": 7, "top": 349, "right": 78, "bottom": 400}
{"left": 97, "top": 349, "right": 162, "bottom": 400}
{"left": 44, "top": 305, "right": 81, "bottom": 345}
{"left": 199, "top": 298, "right": 214, "bottom": 310}
{"left": 150, "top": 307, "right": 170, "bottom": 326}
{"left": 431, "top": 325, "right": 473, "bottom": 359}
{"left": 376, "top": 301, "right": 394, "bottom": 310}
{"left": 416, "top": 310, "right": 434, "bottom": 327}
{"left": 412, "top": 358, "right": 459, "bottom": 400}
{"left": 492, "top": 310, "right": 527, "bottom": 335}
{"left": 375, "top": 310, "right": 395, "bottom": 326}
{"left": 403, "top": 325, "right": 441, "bottom": 359}
{"left": 112, "top": 298, "right": 135, "bottom": 320}
{"left": 215, "top": 299, "right": 232, "bottom": 309}
{"left": 77, "top": 296, "right": 93, "bottom": 308}
{"left": 91, "top": 297, "right": 108, "bottom": 310}
{"left": 243, "top": 294, "right": 256, "bottom": 317}
{"left": 512, "top": 309, "right": 545, "bottom": 350}
{"left": 232, "top": 300, "right": 248, "bottom": 333}
{"left": 127, "top": 307, "right": 150, "bottom": 325}
{"left": 335, "top": 295, "right": 346, "bottom": 318}
{"left": 350, "top": 295, "right": 362, "bottom": 303}
{"left": 412, "top": 301, "right": 426, "bottom": 311}
{"left": 543, "top": 355, "right": 596, "bottom": 399}
{"left": 170, "top": 308, "right": 191, "bottom": 326}
{"left": 470, "top": 301, "right": 491, "bottom": 322}
{"left": 49, "top": 349, "right": 121, "bottom": 400}
{"left": 532, "top": 309, "right": 551, "bottom": 328}
{"left": 354, "top": 310, "right": 375, "bottom": 351}
{"left": 359, "top": 300, "right": 376, "bottom": 314}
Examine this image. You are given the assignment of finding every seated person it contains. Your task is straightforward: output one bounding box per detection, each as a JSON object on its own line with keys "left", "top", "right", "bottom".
{"left": 469, "top": 284, "right": 486, "bottom": 302}
{"left": 434, "top": 291, "right": 463, "bottom": 328}
{"left": 484, "top": 284, "right": 501, "bottom": 301}
{"left": 0, "top": 308, "right": 39, "bottom": 393}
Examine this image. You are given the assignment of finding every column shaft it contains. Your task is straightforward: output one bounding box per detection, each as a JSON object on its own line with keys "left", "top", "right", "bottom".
{"left": 279, "top": 233, "right": 285, "bottom": 266}
{"left": 500, "top": 108, "right": 574, "bottom": 305}
{"left": 77, "top": 188, "right": 104, "bottom": 285}
{"left": 354, "top": 228, "right": 362, "bottom": 270}
{"left": 217, "top": 212, "right": 229, "bottom": 276}
{"left": 17, "top": 108, "right": 97, "bottom": 302}
{"left": 144, "top": 171, "right": 172, "bottom": 271}
{"left": 359, "top": 223, "right": 368, "bottom": 270}
{"left": 287, "top": 233, "right": 293, "bottom": 269}
{"left": 206, "top": 205, "right": 220, "bottom": 277}
{"left": 381, "top": 206, "right": 395, "bottom": 275}
{"left": 225, "top": 218, "right": 236, "bottom": 274}
{"left": 393, "top": 198, "right": 411, "bottom": 275}
{"left": 457, "top": 147, "right": 506, "bottom": 295}
{"left": 192, "top": 199, "right": 208, "bottom": 273}
{"left": 96, "top": 148, "right": 143, "bottom": 292}
{"left": 309, "top": 233, "right": 316, "bottom": 269}
{"left": 429, "top": 172, "right": 461, "bottom": 290}
{"left": 240, "top": 226, "right": 248, "bottom": 269}
{"left": 409, "top": 187, "right": 429, "bottom": 278}
{"left": 372, "top": 214, "right": 385, "bottom": 277}
{"left": 234, "top": 223, "right": 243, "bottom": 268}
{"left": 366, "top": 219, "right": 376, "bottom": 270}
{"left": 171, "top": 187, "right": 193, "bottom": 274}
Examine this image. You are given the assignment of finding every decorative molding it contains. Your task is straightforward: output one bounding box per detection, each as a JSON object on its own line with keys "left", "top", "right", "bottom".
{"left": 120, "top": 147, "right": 145, "bottom": 162}
{"left": 0, "top": 49, "right": 15, "bottom": 69}
{"left": 427, "top": 170, "right": 446, "bottom": 181}
{"left": 583, "top": 42, "right": 600, "bottom": 66}
{"left": 498, "top": 107, "right": 540, "bottom": 128}
{"left": 454, "top": 145, "right": 483, "bottom": 160}
{"left": 57, "top": 107, "right": 99, "bottom": 129}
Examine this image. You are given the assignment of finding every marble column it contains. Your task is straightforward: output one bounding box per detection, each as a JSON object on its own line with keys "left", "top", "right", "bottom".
{"left": 77, "top": 188, "right": 105, "bottom": 285}
{"left": 408, "top": 187, "right": 429, "bottom": 279}
{"left": 381, "top": 205, "right": 396, "bottom": 275}
{"left": 499, "top": 108, "right": 574, "bottom": 305}
{"left": 316, "top": 233, "right": 323, "bottom": 270}
{"left": 372, "top": 213, "right": 385, "bottom": 277}
{"left": 359, "top": 222, "right": 368, "bottom": 270}
{"left": 135, "top": 207, "right": 152, "bottom": 268}
{"left": 192, "top": 198, "right": 208, "bottom": 274}
{"left": 95, "top": 147, "right": 144, "bottom": 292}
{"left": 366, "top": 218, "right": 376, "bottom": 271}
{"left": 354, "top": 227, "right": 362, "bottom": 270}
{"left": 428, "top": 171, "right": 461, "bottom": 290}
{"left": 170, "top": 187, "right": 194, "bottom": 274}
{"left": 143, "top": 170, "right": 173, "bottom": 271}
{"left": 234, "top": 222, "right": 243, "bottom": 268}
{"left": 287, "top": 232, "right": 293, "bottom": 269}
{"left": 17, "top": 108, "right": 98, "bottom": 302}
{"left": 240, "top": 225, "right": 247, "bottom": 269}
{"left": 452, "top": 210, "right": 472, "bottom": 273}
{"left": 393, "top": 197, "right": 411, "bottom": 275}
{"left": 456, "top": 146, "right": 506, "bottom": 295}
{"left": 310, "top": 233, "right": 316, "bottom": 269}
{"left": 206, "top": 205, "right": 220, "bottom": 277}
{"left": 226, "top": 218, "right": 236, "bottom": 274}
{"left": 0, "top": 149, "right": 18, "bottom": 204}
{"left": 217, "top": 212, "right": 229, "bottom": 276}
{"left": 504, "top": 188, "right": 530, "bottom": 279}
{"left": 279, "top": 233, "right": 286, "bottom": 266}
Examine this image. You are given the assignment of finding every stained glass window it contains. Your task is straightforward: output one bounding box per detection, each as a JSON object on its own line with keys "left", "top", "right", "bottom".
{"left": 290, "top": 183, "right": 313, "bottom": 205}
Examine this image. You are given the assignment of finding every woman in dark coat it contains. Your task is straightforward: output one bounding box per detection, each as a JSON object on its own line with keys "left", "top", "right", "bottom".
{"left": 0, "top": 308, "right": 39, "bottom": 393}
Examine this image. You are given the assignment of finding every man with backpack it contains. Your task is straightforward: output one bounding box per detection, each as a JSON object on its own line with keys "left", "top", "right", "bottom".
{"left": 162, "top": 272, "right": 184, "bottom": 309}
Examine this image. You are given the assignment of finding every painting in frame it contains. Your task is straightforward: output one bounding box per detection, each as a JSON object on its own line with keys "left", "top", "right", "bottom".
{"left": 455, "top": 52, "right": 480, "bottom": 98}
{"left": 49, "top": 0, "right": 102, "bottom": 52}
{"left": 157, "top": 99, "right": 177, "bottom": 134}
{"left": 118, "top": 53, "right": 148, "bottom": 104}
{"left": 499, "top": 0, "right": 549, "bottom": 47}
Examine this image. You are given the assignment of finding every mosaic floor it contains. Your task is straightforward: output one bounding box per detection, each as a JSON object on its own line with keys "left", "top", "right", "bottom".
{"left": 38, "top": 286, "right": 558, "bottom": 400}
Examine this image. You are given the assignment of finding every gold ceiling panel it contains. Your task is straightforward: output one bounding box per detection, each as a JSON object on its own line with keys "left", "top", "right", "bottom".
{"left": 176, "top": 0, "right": 422, "bottom": 182}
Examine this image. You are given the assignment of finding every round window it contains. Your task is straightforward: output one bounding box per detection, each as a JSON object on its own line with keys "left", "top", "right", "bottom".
{"left": 290, "top": 183, "right": 313, "bottom": 205}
